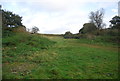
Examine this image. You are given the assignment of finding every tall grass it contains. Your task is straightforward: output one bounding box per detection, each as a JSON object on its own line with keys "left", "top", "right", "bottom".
{"left": 2, "top": 32, "right": 56, "bottom": 63}
{"left": 76, "top": 35, "right": 119, "bottom": 47}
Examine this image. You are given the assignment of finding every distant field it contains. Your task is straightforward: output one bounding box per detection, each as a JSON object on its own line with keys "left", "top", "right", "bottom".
{"left": 3, "top": 34, "right": 118, "bottom": 79}
{"left": 40, "top": 34, "right": 63, "bottom": 37}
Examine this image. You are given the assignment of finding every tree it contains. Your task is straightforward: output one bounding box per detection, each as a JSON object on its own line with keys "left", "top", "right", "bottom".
{"left": 109, "top": 16, "right": 120, "bottom": 29}
{"left": 64, "top": 31, "right": 73, "bottom": 39}
{"left": 31, "top": 26, "right": 39, "bottom": 34}
{"left": 1, "top": 9, "right": 25, "bottom": 37}
{"left": 79, "top": 23, "right": 97, "bottom": 34}
{"left": 2, "top": 9, "right": 23, "bottom": 28}
{"left": 89, "top": 8, "right": 105, "bottom": 29}
{"left": 64, "top": 31, "right": 72, "bottom": 35}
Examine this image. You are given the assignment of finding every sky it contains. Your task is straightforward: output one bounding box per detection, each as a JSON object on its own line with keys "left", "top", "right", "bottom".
{"left": 0, "top": 0, "right": 119, "bottom": 34}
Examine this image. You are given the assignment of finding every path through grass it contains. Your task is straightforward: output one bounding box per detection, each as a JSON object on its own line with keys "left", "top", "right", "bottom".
{"left": 3, "top": 35, "right": 118, "bottom": 79}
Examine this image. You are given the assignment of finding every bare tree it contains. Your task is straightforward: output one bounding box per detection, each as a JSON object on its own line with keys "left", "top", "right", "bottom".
{"left": 31, "top": 26, "right": 39, "bottom": 34}
{"left": 89, "top": 8, "right": 105, "bottom": 29}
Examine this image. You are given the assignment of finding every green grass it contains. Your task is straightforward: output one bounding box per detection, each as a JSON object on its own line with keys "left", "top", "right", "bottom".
{"left": 76, "top": 36, "right": 119, "bottom": 47}
{"left": 2, "top": 34, "right": 118, "bottom": 79}
{"left": 2, "top": 33, "right": 55, "bottom": 63}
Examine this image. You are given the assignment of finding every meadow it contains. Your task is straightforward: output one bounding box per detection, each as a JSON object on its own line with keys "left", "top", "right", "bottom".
{"left": 2, "top": 33, "right": 118, "bottom": 79}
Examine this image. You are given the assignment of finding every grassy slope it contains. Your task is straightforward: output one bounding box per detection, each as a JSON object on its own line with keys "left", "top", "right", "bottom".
{"left": 3, "top": 34, "right": 118, "bottom": 79}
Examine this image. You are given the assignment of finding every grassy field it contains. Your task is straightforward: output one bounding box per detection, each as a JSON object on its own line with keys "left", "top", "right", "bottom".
{"left": 2, "top": 34, "right": 118, "bottom": 79}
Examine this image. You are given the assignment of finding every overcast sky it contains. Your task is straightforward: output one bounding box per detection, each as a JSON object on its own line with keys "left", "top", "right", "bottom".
{"left": 1, "top": 0, "right": 119, "bottom": 34}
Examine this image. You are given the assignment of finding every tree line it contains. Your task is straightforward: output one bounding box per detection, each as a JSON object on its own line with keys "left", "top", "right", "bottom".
{"left": 1, "top": 9, "right": 39, "bottom": 37}
{"left": 1, "top": 8, "right": 120, "bottom": 44}
{"left": 64, "top": 8, "right": 120, "bottom": 40}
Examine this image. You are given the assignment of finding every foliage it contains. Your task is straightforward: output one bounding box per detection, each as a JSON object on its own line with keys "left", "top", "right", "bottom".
{"left": 2, "top": 9, "right": 23, "bottom": 28}
{"left": 31, "top": 26, "right": 39, "bottom": 34}
{"left": 64, "top": 31, "right": 73, "bottom": 39}
{"left": 2, "top": 9, "right": 25, "bottom": 37}
{"left": 79, "top": 23, "right": 97, "bottom": 34}
{"left": 64, "top": 31, "right": 72, "bottom": 35}
{"left": 99, "top": 29, "right": 119, "bottom": 36}
{"left": 109, "top": 16, "right": 120, "bottom": 29}
{"left": 89, "top": 8, "right": 105, "bottom": 29}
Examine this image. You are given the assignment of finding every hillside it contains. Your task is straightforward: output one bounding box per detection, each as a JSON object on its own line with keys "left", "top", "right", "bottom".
{"left": 3, "top": 33, "right": 118, "bottom": 79}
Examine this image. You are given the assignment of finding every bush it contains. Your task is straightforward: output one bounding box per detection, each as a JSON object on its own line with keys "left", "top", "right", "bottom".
{"left": 64, "top": 31, "right": 73, "bottom": 39}
{"left": 79, "top": 23, "right": 97, "bottom": 34}
{"left": 93, "top": 28, "right": 119, "bottom": 36}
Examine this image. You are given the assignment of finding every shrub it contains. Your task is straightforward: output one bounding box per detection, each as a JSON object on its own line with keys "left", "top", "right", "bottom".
{"left": 64, "top": 31, "right": 73, "bottom": 39}
{"left": 79, "top": 23, "right": 97, "bottom": 34}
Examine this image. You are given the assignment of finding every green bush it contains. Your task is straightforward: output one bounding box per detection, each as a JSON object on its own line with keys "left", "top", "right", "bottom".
{"left": 79, "top": 23, "right": 97, "bottom": 34}
{"left": 64, "top": 31, "right": 73, "bottom": 39}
